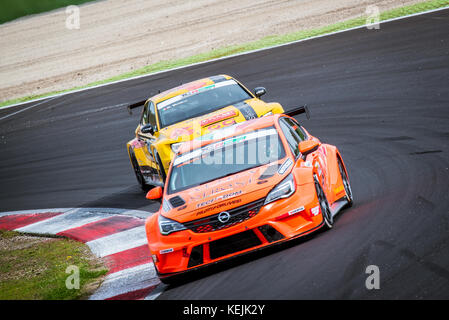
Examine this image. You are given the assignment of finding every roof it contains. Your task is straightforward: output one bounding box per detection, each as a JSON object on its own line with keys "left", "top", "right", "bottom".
{"left": 151, "top": 74, "right": 233, "bottom": 105}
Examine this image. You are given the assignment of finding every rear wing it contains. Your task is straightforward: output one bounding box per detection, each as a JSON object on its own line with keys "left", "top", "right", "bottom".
{"left": 284, "top": 105, "right": 310, "bottom": 120}
{"left": 127, "top": 99, "right": 147, "bottom": 115}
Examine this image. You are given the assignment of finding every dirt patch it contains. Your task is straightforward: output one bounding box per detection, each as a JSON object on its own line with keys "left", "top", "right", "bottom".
{"left": 0, "top": 0, "right": 425, "bottom": 102}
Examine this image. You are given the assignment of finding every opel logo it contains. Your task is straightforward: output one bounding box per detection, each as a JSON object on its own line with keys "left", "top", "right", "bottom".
{"left": 218, "top": 211, "right": 231, "bottom": 224}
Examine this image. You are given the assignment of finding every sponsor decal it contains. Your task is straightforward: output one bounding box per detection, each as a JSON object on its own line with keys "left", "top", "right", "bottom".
{"left": 200, "top": 110, "right": 237, "bottom": 127}
{"left": 195, "top": 199, "right": 242, "bottom": 216}
{"left": 189, "top": 170, "right": 257, "bottom": 201}
{"left": 196, "top": 190, "right": 242, "bottom": 208}
{"left": 288, "top": 206, "right": 305, "bottom": 216}
{"left": 302, "top": 161, "right": 312, "bottom": 168}
{"left": 129, "top": 139, "right": 146, "bottom": 148}
{"left": 275, "top": 206, "right": 305, "bottom": 221}
{"left": 170, "top": 126, "right": 194, "bottom": 139}
{"left": 206, "top": 118, "right": 236, "bottom": 132}
{"left": 160, "top": 248, "right": 174, "bottom": 254}
{"left": 278, "top": 158, "right": 293, "bottom": 174}
{"left": 311, "top": 205, "right": 320, "bottom": 216}
{"left": 334, "top": 185, "right": 344, "bottom": 195}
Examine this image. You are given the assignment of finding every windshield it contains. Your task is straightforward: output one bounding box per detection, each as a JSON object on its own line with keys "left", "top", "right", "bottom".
{"left": 157, "top": 80, "right": 252, "bottom": 128}
{"left": 167, "top": 126, "right": 286, "bottom": 194}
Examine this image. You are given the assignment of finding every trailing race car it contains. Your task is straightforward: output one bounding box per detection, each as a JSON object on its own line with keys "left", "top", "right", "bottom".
{"left": 126, "top": 75, "right": 284, "bottom": 189}
{"left": 144, "top": 109, "right": 353, "bottom": 283}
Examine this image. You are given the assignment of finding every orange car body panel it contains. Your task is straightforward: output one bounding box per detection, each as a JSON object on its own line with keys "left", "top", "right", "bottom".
{"left": 145, "top": 114, "right": 350, "bottom": 276}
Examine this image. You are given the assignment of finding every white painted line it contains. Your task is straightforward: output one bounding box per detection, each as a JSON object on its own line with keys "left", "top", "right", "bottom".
{"left": 1, "top": 6, "right": 448, "bottom": 111}
{"left": 15, "top": 208, "right": 110, "bottom": 234}
{"left": 0, "top": 208, "right": 74, "bottom": 218}
{"left": 89, "top": 263, "right": 159, "bottom": 300}
{"left": 86, "top": 225, "right": 148, "bottom": 257}
{"left": 0, "top": 97, "right": 57, "bottom": 120}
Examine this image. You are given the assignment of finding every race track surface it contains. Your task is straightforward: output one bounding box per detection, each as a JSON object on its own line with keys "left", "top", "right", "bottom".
{"left": 1, "top": 9, "right": 449, "bottom": 299}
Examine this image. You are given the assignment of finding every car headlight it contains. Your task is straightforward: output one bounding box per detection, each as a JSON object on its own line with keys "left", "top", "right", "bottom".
{"left": 158, "top": 214, "right": 187, "bottom": 235}
{"left": 262, "top": 111, "right": 273, "bottom": 117}
{"left": 171, "top": 142, "right": 183, "bottom": 154}
{"left": 264, "top": 173, "right": 295, "bottom": 205}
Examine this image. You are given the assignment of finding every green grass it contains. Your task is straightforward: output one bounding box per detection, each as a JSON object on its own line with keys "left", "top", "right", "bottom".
{"left": 1, "top": 0, "right": 448, "bottom": 108}
{"left": 0, "top": 230, "right": 107, "bottom": 300}
{"left": 0, "top": 0, "right": 95, "bottom": 24}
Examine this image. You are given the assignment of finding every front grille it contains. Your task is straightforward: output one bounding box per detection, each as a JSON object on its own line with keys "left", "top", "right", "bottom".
{"left": 209, "top": 230, "right": 262, "bottom": 260}
{"left": 184, "top": 198, "right": 265, "bottom": 233}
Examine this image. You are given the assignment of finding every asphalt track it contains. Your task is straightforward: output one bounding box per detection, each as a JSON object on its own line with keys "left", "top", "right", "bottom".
{"left": 1, "top": 9, "right": 449, "bottom": 299}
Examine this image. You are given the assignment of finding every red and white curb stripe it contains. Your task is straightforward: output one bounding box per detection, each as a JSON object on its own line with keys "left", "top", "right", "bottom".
{"left": 0, "top": 207, "right": 164, "bottom": 300}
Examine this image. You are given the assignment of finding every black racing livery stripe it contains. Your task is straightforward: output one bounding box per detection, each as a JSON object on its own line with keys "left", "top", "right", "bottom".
{"left": 234, "top": 101, "right": 258, "bottom": 120}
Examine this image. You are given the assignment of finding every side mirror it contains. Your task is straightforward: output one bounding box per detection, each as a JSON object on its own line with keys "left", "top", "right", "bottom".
{"left": 254, "top": 87, "right": 266, "bottom": 98}
{"left": 298, "top": 140, "right": 320, "bottom": 155}
{"left": 141, "top": 124, "right": 155, "bottom": 135}
{"left": 146, "top": 186, "right": 163, "bottom": 200}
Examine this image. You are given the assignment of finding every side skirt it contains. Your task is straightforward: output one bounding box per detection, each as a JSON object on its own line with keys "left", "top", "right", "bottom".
{"left": 330, "top": 198, "right": 348, "bottom": 218}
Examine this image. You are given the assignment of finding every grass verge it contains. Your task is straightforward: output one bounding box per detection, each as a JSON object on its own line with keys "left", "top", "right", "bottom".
{"left": 0, "top": 229, "right": 107, "bottom": 300}
{"left": 0, "top": 0, "right": 95, "bottom": 25}
{"left": 1, "top": 0, "right": 448, "bottom": 108}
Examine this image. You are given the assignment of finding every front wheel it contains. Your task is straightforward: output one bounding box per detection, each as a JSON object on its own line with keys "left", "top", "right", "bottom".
{"left": 315, "top": 176, "right": 333, "bottom": 230}
{"left": 155, "top": 151, "right": 166, "bottom": 183}
{"left": 129, "top": 147, "right": 148, "bottom": 190}
{"left": 337, "top": 156, "right": 353, "bottom": 207}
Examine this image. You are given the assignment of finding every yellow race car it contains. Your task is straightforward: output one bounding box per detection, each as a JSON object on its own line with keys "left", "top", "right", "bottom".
{"left": 126, "top": 74, "right": 284, "bottom": 189}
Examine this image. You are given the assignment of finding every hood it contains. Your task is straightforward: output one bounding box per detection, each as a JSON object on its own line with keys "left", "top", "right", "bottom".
{"left": 157, "top": 98, "right": 272, "bottom": 142}
{"left": 163, "top": 158, "right": 293, "bottom": 223}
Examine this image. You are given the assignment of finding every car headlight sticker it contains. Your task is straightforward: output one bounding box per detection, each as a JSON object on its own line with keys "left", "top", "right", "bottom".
{"left": 158, "top": 214, "right": 187, "bottom": 235}
{"left": 264, "top": 173, "right": 295, "bottom": 205}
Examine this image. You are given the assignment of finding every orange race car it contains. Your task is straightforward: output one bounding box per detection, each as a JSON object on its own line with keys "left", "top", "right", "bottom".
{"left": 144, "top": 108, "right": 353, "bottom": 283}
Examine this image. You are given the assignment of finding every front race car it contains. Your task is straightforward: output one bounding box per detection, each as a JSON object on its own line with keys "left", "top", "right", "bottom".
{"left": 144, "top": 117, "right": 334, "bottom": 282}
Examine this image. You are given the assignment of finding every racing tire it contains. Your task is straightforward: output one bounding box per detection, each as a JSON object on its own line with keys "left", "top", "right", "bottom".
{"left": 337, "top": 156, "right": 353, "bottom": 208}
{"left": 129, "top": 147, "right": 149, "bottom": 190}
{"left": 314, "top": 176, "right": 333, "bottom": 230}
{"left": 155, "top": 151, "right": 166, "bottom": 183}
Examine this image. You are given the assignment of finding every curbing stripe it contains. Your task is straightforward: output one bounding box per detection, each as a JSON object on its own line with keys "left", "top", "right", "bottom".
{"left": 15, "top": 208, "right": 110, "bottom": 234}
{"left": 88, "top": 263, "right": 160, "bottom": 300}
{"left": 0, "top": 211, "right": 64, "bottom": 230}
{"left": 0, "top": 208, "right": 74, "bottom": 218}
{"left": 104, "top": 244, "right": 152, "bottom": 274}
{"left": 57, "top": 215, "right": 144, "bottom": 243}
{"left": 85, "top": 225, "right": 148, "bottom": 257}
{"left": 105, "top": 285, "right": 158, "bottom": 300}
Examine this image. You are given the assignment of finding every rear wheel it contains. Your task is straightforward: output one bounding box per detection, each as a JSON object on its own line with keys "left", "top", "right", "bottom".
{"left": 337, "top": 156, "right": 353, "bottom": 207}
{"left": 315, "top": 176, "right": 333, "bottom": 229}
